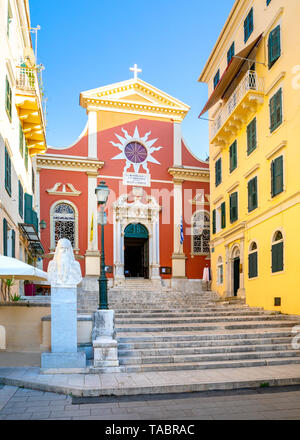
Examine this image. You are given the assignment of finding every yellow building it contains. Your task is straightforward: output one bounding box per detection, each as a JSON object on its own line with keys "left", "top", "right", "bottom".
{"left": 198, "top": 0, "right": 300, "bottom": 315}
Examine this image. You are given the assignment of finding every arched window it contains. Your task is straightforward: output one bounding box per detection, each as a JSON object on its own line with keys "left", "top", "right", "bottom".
{"left": 248, "top": 241, "right": 258, "bottom": 278}
{"left": 217, "top": 256, "right": 223, "bottom": 285}
{"left": 53, "top": 203, "right": 75, "bottom": 248}
{"left": 272, "top": 230, "right": 284, "bottom": 273}
{"left": 192, "top": 211, "right": 210, "bottom": 255}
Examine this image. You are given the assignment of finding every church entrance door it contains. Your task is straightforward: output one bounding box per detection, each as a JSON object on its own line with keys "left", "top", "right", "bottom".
{"left": 124, "top": 224, "right": 149, "bottom": 279}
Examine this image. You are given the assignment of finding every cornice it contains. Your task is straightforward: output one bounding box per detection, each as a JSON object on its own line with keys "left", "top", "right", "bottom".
{"left": 168, "top": 166, "right": 210, "bottom": 182}
{"left": 36, "top": 154, "right": 104, "bottom": 172}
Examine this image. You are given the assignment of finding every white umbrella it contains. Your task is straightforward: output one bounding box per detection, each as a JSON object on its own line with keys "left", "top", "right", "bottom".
{"left": 0, "top": 255, "right": 48, "bottom": 281}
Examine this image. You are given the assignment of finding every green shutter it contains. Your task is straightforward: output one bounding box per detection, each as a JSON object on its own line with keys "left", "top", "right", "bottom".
{"left": 270, "top": 89, "right": 282, "bottom": 132}
{"left": 5, "top": 147, "right": 11, "bottom": 196}
{"left": 5, "top": 76, "right": 12, "bottom": 120}
{"left": 215, "top": 158, "right": 222, "bottom": 186}
{"left": 212, "top": 209, "right": 216, "bottom": 234}
{"left": 271, "top": 156, "right": 283, "bottom": 197}
{"left": 247, "top": 118, "right": 257, "bottom": 154}
{"left": 272, "top": 242, "right": 283, "bottom": 272}
{"left": 230, "top": 192, "right": 238, "bottom": 223}
{"left": 19, "top": 181, "right": 24, "bottom": 218}
{"left": 32, "top": 210, "right": 39, "bottom": 233}
{"left": 248, "top": 177, "right": 257, "bottom": 212}
{"left": 229, "top": 141, "right": 237, "bottom": 172}
{"left": 19, "top": 124, "right": 24, "bottom": 156}
{"left": 221, "top": 202, "right": 226, "bottom": 229}
{"left": 248, "top": 252, "right": 258, "bottom": 278}
{"left": 3, "top": 218, "right": 8, "bottom": 256}
{"left": 11, "top": 229, "right": 15, "bottom": 258}
{"left": 244, "top": 8, "right": 253, "bottom": 43}
{"left": 24, "top": 193, "right": 33, "bottom": 224}
{"left": 24, "top": 142, "right": 28, "bottom": 170}
{"left": 268, "top": 25, "right": 281, "bottom": 69}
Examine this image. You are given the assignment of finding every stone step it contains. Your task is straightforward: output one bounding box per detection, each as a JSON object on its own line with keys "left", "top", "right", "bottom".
{"left": 118, "top": 349, "right": 300, "bottom": 366}
{"left": 114, "top": 310, "right": 268, "bottom": 318}
{"left": 118, "top": 336, "right": 292, "bottom": 350}
{"left": 112, "top": 306, "right": 266, "bottom": 313}
{"left": 117, "top": 329, "right": 294, "bottom": 343}
{"left": 116, "top": 356, "right": 300, "bottom": 373}
{"left": 115, "top": 315, "right": 290, "bottom": 325}
{"left": 115, "top": 320, "right": 300, "bottom": 333}
{"left": 118, "top": 342, "right": 294, "bottom": 357}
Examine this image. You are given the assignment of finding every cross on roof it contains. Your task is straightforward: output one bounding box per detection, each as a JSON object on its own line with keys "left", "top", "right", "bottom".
{"left": 130, "top": 63, "right": 142, "bottom": 79}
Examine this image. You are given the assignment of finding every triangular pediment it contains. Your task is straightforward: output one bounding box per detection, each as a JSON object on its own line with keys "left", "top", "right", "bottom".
{"left": 79, "top": 78, "right": 190, "bottom": 122}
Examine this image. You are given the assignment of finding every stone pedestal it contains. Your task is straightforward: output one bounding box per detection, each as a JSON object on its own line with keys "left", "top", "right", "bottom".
{"left": 92, "top": 310, "right": 119, "bottom": 369}
{"left": 41, "top": 286, "right": 86, "bottom": 370}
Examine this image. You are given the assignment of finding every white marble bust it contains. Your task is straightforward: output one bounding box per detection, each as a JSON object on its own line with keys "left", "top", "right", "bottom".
{"left": 47, "top": 238, "right": 82, "bottom": 287}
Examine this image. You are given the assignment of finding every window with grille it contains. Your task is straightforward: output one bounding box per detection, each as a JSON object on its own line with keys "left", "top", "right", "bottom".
{"left": 192, "top": 211, "right": 210, "bottom": 255}
{"left": 53, "top": 203, "right": 75, "bottom": 248}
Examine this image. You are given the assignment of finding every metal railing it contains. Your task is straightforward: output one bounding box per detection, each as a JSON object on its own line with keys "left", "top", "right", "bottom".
{"left": 211, "top": 70, "right": 264, "bottom": 139}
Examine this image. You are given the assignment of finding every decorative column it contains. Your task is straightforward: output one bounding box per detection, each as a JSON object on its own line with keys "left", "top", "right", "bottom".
{"left": 224, "top": 244, "right": 231, "bottom": 297}
{"left": 173, "top": 122, "right": 182, "bottom": 166}
{"left": 238, "top": 238, "right": 246, "bottom": 299}
{"left": 150, "top": 217, "right": 160, "bottom": 279}
{"left": 172, "top": 178, "right": 186, "bottom": 278}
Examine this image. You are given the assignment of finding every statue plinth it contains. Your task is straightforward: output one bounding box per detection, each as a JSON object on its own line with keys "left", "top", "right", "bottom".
{"left": 92, "top": 310, "right": 119, "bottom": 369}
{"left": 41, "top": 239, "right": 86, "bottom": 372}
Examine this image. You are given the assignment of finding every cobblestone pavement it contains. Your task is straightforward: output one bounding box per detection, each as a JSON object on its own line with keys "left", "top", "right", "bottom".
{"left": 0, "top": 385, "right": 300, "bottom": 420}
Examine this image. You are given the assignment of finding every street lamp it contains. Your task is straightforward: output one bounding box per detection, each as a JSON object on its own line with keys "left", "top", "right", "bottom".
{"left": 95, "top": 181, "right": 110, "bottom": 310}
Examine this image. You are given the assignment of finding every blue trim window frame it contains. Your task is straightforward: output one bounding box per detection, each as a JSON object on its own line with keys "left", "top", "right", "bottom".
{"left": 227, "top": 42, "right": 235, "bottom": 66}
{"left": 244, "top": 7, "right": 254, "bottom": 43}
{"left": 213, "top": 70, "right": 220, "bottom": 89}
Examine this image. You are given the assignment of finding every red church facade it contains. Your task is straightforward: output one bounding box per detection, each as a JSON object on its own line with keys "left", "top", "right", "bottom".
{"left": 37, "top": 76, "right": 210, "bottom": 290}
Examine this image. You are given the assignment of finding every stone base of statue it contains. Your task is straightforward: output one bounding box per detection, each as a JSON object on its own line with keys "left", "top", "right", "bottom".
{"left": 41, "top": 351, "right": 86, "bottom": 370}
{"left": 92, "top": 310, "right": 119, "bottom": 369}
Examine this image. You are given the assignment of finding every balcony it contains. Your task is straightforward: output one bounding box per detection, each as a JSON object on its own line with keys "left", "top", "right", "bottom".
{"left": 15, "top": 66, "right": 47, "bottom": 156}
{"left": 211, "top": 70, "right": 264, "bottom": 147}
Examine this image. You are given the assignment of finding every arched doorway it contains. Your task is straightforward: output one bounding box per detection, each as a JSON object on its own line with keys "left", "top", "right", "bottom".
{"left": 231, "top": 246, "right": 240, "bottom": 297}
{"left": 124, "top": 223, "right": 149, "bottom": 278}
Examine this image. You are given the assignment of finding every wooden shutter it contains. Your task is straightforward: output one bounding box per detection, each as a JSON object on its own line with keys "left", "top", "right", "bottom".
{"left": 19, "top": 124, "right": 24, "bottom": 156}
{"left": 248, "top": 177, "right": 257, "bottom": 212}
{"left": 247, "top": 118, "right": 256, "bottom": 154}
{"left": 24, "top": 193, "right": 33, "bottom": 224}
{"left": 230, "top": 192, "right": 238, "bottom": 222}
{"left": 244, "top": 8, "right": 253, "bottom": 43}
{"left": 215, "top": 158, "right": 222, "bottom": 186}
{"left": 230, "top": 141, "right": 237, "bottom": 172}
{"left": 19, "top": 181, "right": 24, "bottom": 218}
{"left": 221, "top": 202, "right": 226, "bottom": 229}
{"left": 271, "top": 156, "right": 283, "bottom": 196}
{"left": 268, "top": 25, "right": 281, "bottom": 69}
{"left": 5, "top": 147, "right": 11, "bottom": 196}
{"left": 212, "top": 209, "right": 216, "bottom": 234}
{"left": 269, "top": 89, "right": 282, "bottom": 132}
{"left": 11, "top": 229, "right": 15, "bottom": 258}
{"left": 272, "top": 242, "right": 283, "bottom": 272}
{"left": 3, "top": 218, "right": 8, "bottom": 256}
{"left": 248, "top": 252, "right": 258, "bottom": 278}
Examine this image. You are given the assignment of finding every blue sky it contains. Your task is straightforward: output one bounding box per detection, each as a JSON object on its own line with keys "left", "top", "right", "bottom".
{"left": 30, "top": 0, "right": 234, "bottom": 160}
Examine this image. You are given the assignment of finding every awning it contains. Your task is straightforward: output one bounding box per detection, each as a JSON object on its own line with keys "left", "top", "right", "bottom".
{"left": 0, "top": 255, "right": 47, "bottom": 281}
{"left": 19, "top": 223, "right": 44, "bottom": 256}
{"left": 199, "top": 33, "right": 263, "bottom": 117}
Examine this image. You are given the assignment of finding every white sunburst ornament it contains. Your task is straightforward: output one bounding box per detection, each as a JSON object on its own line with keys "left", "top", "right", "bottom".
{"left": 110, "top": 126, "right": 162, "bottom": 174}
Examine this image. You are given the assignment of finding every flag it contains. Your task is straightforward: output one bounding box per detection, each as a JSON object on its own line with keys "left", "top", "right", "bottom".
{"left": 180, "top": 216, "right": 184, "bottom": 244}
{"left": 90, "top": 213, "right": 94, "bottom": 242}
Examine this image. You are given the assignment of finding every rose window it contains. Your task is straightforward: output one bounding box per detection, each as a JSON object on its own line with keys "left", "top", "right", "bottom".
{"left": 124, "top": 142, "right": 147, "bottom": 163}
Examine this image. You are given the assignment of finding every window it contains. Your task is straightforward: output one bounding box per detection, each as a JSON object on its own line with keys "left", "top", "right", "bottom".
{"left": 3, "top": 218, "right": 15, "bottom": 257}
{"left": 19, "top": 124, "right": 24, "bottom": 157}
{"left": 247, "top": 118, "right": 257, "bottom": 155}
{"left": 53, "top": 203, "right": 75, "bottom": 248}
{"left": 268, "top": 25, "right": 281, "bottom": 69}
{"left": 271, "top": 155, "right": 283, "bottom": 197}
{"left": 32, "top": 168, "right": 35, "bottom": 194}
{"left": 5, "top": 76, "right": 12, "bottom": 121}
{"left": 244, "top": 7, "right": 254, "bottom": 43}
{"left": 248, "top": 176, "right": 258, "bottom": 212}
{"left": 24, "top": 141, "right": 28, "bottom": 170}
{"left": 217, "top": 257, "right": 223, "bottom": 285}
{"left": 229, "top": 140, "right": 237, "bottom": 172}
{"left": 215, "top": 158, "right": 222, "bottom": 186}
{"left": 213, "top": 70, "right": 220, "bottom": 89}
{"left": 18, "top": 181, "right": 24, "bottom": 218}
{"left": 192, "top": 211, "right": 210, "bottom": 254}
{"left": 5, "top": 146, "right": 11, "bottom": 196}
{"left": 248, "top": 242, "right": 258, "bottom": 278}
{"left": 221, "top": 202, "right": 226, "bottom": 229}
{"left": 269, "top": 88, "right": 282, "bottom": 132}
{"left": 7, "top": 1, "right": 12, "bottom": 38}
{"left": 267, "top": 0, "right": 272, "bottom": 5}
{"left": 229, "top": 192, "right": 238, "bottom": 223}
{"left": 272, "top": 230, "right": 284, "bottom": 273}
{"left": 212, "top": 209, "right": 216, "bottom": 234}
{"left": 227, "top": 42, "right": 235, "bottom": 65}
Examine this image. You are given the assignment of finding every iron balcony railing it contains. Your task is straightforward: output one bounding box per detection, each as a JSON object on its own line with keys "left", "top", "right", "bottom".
{"left": 211, "top": 70, "right": 264, "bottom": 139}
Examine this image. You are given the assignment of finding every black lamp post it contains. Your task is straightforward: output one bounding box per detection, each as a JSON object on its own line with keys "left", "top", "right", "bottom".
{"left": 95, "top": 181, "right": 110, "bottom": 310}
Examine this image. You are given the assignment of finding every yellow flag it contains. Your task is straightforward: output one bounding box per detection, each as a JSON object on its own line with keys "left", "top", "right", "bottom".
{"left": 90, "top": 213, "right": 94, "bottom": 242}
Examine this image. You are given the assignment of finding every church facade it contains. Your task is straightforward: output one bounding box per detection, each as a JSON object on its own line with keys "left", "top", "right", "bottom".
{"left": 37, "top": 71, "right": 210, "bottom": 289}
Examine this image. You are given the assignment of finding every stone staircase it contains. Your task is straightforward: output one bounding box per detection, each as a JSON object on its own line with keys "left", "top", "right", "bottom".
{"left": 108, "top": 291, "right": 300, "bottom": 373}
